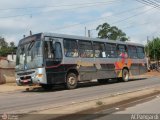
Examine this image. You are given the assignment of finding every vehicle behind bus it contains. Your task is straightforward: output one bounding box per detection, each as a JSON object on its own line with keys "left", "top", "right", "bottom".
{"left": 15, "top": 33, "right": 147, "bottom": 90}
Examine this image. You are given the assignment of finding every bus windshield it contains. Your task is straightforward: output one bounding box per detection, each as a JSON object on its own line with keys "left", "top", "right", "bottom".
{"left": 16, "top": 40, "right": 43, "bottom": 71}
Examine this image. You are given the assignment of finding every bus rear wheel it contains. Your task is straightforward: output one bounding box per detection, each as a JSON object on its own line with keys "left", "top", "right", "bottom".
{"left": 121, "top": 68, "right": 129, "bottom": 82}
{"left": 66, "top": 73, "right": 78, "bottom": 89}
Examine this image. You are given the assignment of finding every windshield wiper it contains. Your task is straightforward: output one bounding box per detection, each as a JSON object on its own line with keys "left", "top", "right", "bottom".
{"left": 28, "top": 41, "right": 35, "bottom": 51}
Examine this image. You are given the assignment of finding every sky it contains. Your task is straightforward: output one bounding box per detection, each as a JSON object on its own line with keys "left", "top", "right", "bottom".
{"left": 0, "top": 0, "right": 160, "bottom": 45}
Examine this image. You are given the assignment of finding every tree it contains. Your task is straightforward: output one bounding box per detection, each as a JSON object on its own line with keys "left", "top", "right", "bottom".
{"left": 0, "top": 37, "right": 16, "bottom": 57}
{"left": 0, "top": 37, "right": 8, "bottom": 48}
{"left": 96, "top": 22, "right": 129, "bottom": 41}
{"left": 145, "top": 37, "right": 160, "bottom": 62}
{"left": 10, "top": 41, "right": 15, "bottom": 48}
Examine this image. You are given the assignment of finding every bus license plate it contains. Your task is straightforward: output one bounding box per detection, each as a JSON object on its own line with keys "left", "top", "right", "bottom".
{"left": 23, "top": 79, "right": 30, "bottom": 83}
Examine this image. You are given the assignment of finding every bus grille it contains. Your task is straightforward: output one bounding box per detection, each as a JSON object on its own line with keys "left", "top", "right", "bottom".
{"left": 20, "top": 76, "right": 31, "bottom": 80}
{"left": 17, "top": 71, "right": 35, "bottom": 76}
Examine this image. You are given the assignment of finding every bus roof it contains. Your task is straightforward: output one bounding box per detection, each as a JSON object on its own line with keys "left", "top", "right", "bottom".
{"left": 18, "top": 32, "right": 144, "bottom": 47}
{"left": 43, "top": 32, "right": 144, "bottom": 47}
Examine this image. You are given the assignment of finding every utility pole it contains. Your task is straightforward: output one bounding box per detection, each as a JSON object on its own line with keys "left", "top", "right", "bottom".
{"left": 88, "top": 30, "right": 91, "bottom": 38}
{"left": 85, "top": 27, "right": 87, "bottom": 37}
{"left": 153, "top": 36, "right": 156, "bottom": 61}
{"left": 30, "top": 30, "right": 32, "bottom": 36}
{"left": 147, "top": 36, "right": 150, "bottom": 70}
{"left": 147, "top": 36, "right": 149, "bottom": 57}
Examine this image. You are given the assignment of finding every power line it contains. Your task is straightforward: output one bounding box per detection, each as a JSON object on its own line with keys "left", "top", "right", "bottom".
{"left": 122, "top": 19, "right": 160, "bottom": 30}
{"left": 153, "top": 0, "right": 160, "bottom": 3}
{"left": 90, "top": 21, "right": 150, "bottom": 31}
{"left": 88, "top": 7, "right": 153, "bottom": 32}
{"left": 0, "top": 1, "right": 123, "bottom": 19}
{"left": 1, "top": 0, "right": 157, "bottom": 38}
{"left": 0, "top": 0, "right": 119, "bottom": 11}
{"left": 52, "top": 5, "right": 147, "bottom": 31}
{"left": 139, "top": 0, "right": 160, "bottom": 7}
{"left": 135, "top": 0, "right": 160, "bottom": 10}
{"left": 122, "top": 22, "right": 150, "bottom": 29}
{"left": 111, "top": 7, "right": 153, "bottom": 25}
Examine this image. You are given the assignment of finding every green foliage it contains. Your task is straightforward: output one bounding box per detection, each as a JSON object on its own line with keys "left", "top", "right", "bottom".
{"left": 145, "top": 37, "right": 160, "bottom": 61}
{"left": 0, "top": 37, "right": 8, "bottom": 48}
{"left": 96, "top": 22, "right": 129, "bottom": 41}
{"left": 10, "top": 42, "right": 15, "bottom": 48}
{"left": 0, "top": 37, "right": 16, "bottom": 57}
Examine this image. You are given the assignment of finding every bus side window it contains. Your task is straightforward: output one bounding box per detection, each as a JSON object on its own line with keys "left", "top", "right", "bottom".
{"left": 55, "top": 42, "right": 62, "bottom": 59}
{"left": 117, "top": 44, "right": 128, "bottom": 58}
{"left": 64, "top": 39, "right": 78, "bottom": 57}
{"left": 44, "top": 41, "right": 54, "bottom": 59}
{"left": 106, "top": 43, "right": 117, "bottom": 58}
{"left": 137, "top": 47, "right": 145, "bottom": 59}
{"left": 79, "top": 40, "right": 93, "bottom": 58}
{"left": 93, "top": 42, "right": 106, "bottom": 58}
{"left": 128, "top": 45, "right": 138, "bottom": 59}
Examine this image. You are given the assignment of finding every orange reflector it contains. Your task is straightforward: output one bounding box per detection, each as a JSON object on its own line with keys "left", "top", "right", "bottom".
{"left": 37, "top": 74, "right": 43, "bottom": 78}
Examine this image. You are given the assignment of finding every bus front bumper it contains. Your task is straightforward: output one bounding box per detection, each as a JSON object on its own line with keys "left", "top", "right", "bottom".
{"left": 16, "top": 68, "right": 47, "bottom": 86}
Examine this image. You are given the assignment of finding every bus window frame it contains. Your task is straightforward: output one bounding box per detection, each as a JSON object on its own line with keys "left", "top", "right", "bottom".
{"left": 137, "top": 46, "right": 145, "bottom": 59}
{"left": 127, "top": 45, "right": 138, "bottom": 59}
{"left": 54, "top": 42, "right": 63, "bottom": 60}
{"left": 44, "top": 40, "right": 54, "bottom": 60}
{"left": 117, "top": 44, "right": 128, "bottom": 58}
{"left": 78, "top": 40, "right": 94, "bottom": 58}
{"left": 105, "top": 43, "right": 118, "bottom": 58}
{"left": 93, "top": 41, "right": 106, "bottom": 58}
{"left": 63, "top": 38, "right": 79, "bottom": 58}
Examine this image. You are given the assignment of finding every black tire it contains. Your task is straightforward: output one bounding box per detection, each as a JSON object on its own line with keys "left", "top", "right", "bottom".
{"left": 66, "top": 73, "right": 78, "bottom": 89}
{"left": 98, "top": 79, "right": 108, "bottom": 84}
{"left": 41, "top": 84, "right": 53, "bottom": 90}
{"left": 121, "top": 69, "right": 129, "bottom": 82}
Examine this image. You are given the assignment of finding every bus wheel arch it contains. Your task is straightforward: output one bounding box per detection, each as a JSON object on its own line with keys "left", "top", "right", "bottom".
{"left": 65, "top": 69, "right": 79, "bottom": 89}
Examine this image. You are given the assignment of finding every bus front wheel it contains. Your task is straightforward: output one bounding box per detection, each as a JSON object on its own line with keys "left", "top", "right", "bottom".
{"left": 66, "top": 73, "right": 78, "bottom": 89}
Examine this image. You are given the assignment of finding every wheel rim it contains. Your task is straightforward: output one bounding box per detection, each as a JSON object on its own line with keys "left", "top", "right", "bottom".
{"left": 123, "top": 70, "right": 129, "bottom": 81}
{"left": 68, "top": 76, "right": 76, "bottom": 86}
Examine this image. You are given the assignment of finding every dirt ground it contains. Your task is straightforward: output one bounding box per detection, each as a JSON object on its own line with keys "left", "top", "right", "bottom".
{"left": 0, "top": 71, "right": 159, "bottom": 93}
{"left": 144, "top": 71, "right": 160, "bottom": 77}
{"left": 0, "top": 83, "right": 29, "bottom": 93}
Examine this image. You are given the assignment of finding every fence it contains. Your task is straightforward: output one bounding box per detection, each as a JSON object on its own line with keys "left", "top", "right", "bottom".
{"left": 0, "top": 57, "right": 15, "bottom": 84}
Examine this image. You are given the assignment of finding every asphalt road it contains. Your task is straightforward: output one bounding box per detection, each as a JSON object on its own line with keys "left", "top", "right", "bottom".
{"left": 92, "top": 95, "right": 160, "bottom": 120}
{"left": 116, "top": 96, "right": 160, "bottom": 114}
{"left": 0, "top": 76, "right": 160, "bottom": 114}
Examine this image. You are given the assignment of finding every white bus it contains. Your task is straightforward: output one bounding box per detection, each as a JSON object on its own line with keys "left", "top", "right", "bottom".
{"left": 15, "top": 33, "right": 147, "bottom": 89}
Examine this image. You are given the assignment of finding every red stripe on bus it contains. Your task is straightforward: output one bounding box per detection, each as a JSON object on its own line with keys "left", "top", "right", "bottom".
{"left": 46, "top": 64, "right": 75, "bottom": 69}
